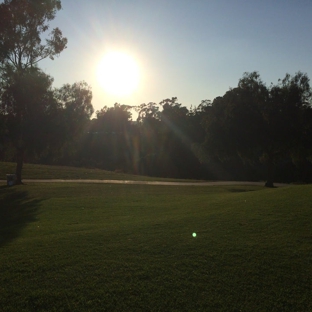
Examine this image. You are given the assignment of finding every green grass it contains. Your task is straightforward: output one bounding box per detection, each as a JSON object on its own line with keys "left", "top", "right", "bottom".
{"left": 0, "top": 182, "right": 311, "bottom": 311}
{"left": 0, "top": 161, "right": 200, "bottom": 181}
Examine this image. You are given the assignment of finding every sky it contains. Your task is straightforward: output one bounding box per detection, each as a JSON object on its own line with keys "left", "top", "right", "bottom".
{"left": 40, "top": 0, "right": 312, "bottom": 117}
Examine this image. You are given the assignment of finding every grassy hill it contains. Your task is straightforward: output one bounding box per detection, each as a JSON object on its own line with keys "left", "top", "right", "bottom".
{"left": 0, "top": 161, "right": 198, "bottom": 182}
{"left": 0, "top": 179, "right": 311, "bottom": 311}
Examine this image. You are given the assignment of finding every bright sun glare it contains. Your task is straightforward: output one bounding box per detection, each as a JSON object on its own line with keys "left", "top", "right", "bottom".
{"left": 97, "top": 51, "right": 140, "bottom": 97}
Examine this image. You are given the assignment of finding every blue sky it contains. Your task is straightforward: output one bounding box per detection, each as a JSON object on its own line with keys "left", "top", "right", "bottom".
{"left": 40, "top": 0, "right": 312, "bottom": 115}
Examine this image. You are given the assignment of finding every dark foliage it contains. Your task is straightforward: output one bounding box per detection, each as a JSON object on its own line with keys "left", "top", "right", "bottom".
{"left": 0, "top": 0, "right": 67, "bottom": 183}
{"left": 1, "top": 50, "right": 312, "bottom": 184}
{"left": 202, "top": 72, "right": 312, "bottom": 186}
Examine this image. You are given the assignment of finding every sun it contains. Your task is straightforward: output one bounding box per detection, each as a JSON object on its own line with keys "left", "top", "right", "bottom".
{"left": 97, "top": 51, "right": 140, "bottom": 97}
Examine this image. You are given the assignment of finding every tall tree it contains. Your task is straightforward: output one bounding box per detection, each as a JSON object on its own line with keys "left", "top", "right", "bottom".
{"left": 1, "top": 67, "right": 59, "bottom": 166}
{"left": 54, "top": 82, "right": 94, "bottom": 137}
{"left": 81, "top": 103, "right": 132, "bottom": 171}
{"left": 203, "top": 72, "right": 312, "bottom": 187}
{"left": 47, "top": 82, "right": 94, "bottom": 165}
{"left": 0, "top": 111, "right": 7, "bottom": 158}
{"left": 0, "top": 0, "right": 67, "bottom": 183}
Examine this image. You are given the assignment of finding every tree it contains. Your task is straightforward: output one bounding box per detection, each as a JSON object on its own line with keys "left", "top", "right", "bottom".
{"left": 1, "top": 67, "right": 60, "bottom": 182}
{"left": 139, "top": 97, "right": 204, "bottom": 178}
{"left": 136, "top": 102, "right": 160, "bottom": 124}
{"left": 0, "top": 0, "right": 67, "bottom": 70}
{"left": 133, "top": 98, "right": 207, "bottom": 178}
{"left": 0, "top": 0, "right": 67, "bottom": 183}
{"left": 45, "top": 82, "right": 94, "bottom": 165}
{"left": 0, "top": 111, "right": 7, "bottom": 158}
{"left": 79, "top": 103, "right": 132, "bottom": 171}
{"left": 54, "top": 82, "right": 94, "bottom": 137}
{"left": 202, "top": 72, "right": 312, "bottom": 187}
{"left": 94, "top": 103, "right": 132, "bottom": 133}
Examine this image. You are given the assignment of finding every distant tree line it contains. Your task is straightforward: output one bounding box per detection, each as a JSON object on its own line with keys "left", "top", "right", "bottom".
{"left": 43, "top": 74, "right": 312, "bottom": 187}
{"left": 1, "top": 1, "right": 312, "bottom": 186}
{"left": 1, "top": 74, "right": 312, "bottom": 186}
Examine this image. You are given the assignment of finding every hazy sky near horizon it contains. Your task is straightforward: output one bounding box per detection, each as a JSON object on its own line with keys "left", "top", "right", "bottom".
{"left": 40, "top": 0, "right": 312, "bottom": 115}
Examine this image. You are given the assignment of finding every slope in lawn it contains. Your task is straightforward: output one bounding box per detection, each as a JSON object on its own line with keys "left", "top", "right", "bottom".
{"left": 0, "top": 183, "right": 311, "bottom": 311}
{"left": 0, "top": 161, "right": 199, "bottom": 181}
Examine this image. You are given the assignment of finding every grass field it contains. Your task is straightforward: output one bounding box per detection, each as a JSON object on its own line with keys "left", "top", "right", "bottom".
{"left": 0, "top": 177, "right": 311, "bottom": 311}
{"left": 0, "top": 161, "right": 199, "bottom": 182}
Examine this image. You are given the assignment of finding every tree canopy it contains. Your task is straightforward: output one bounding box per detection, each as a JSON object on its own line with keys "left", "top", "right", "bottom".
{"left": 0, "top": 0, "right": 67, "bottom": 183}
{"left": 202, "top": 71, "right": 312, "bottom": 186}
{"left": 0, "top": 0, "right": 67, "bottom": 70}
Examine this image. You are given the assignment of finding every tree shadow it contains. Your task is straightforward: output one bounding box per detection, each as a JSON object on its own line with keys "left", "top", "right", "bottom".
{"left": 0, "top": 185, "right": 42, "bottom": 247}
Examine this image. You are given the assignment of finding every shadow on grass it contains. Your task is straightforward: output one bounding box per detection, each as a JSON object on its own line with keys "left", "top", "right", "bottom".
{"left": 0, "top": 185, "right": 42, "bottom": 247}
{"left": 228, "top": 188, "right": 256, "bottom": 193}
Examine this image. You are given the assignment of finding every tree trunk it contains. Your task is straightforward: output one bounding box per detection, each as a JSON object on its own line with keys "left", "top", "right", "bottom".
{"left": 265, "top": 156, "right": 274, "bottom": 187}
{"left": 15, "top": 148, "right": 24, "bottom": 184}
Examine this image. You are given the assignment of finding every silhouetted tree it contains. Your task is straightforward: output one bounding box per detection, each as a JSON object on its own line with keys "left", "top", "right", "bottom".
{"left": 48, "top": 82, "right": 94, "bottom": 164}
{"left": 1, "top": 68, "right": 59, "bottom": 181}
{"left": 203, "top": 71, "right": 312, "bottom": 187}
{"left": 134, "top": 97, "right": 204, "bottom": 178}
{"left": 136, "top": 102, "right": 160, "bottom": 123}
{"left": 0, "top": 0, "right": 67, "bottom": 183}
{"left": 81, "top": 103, "right": 133, "bottom": 171}
{"left": 55, "top": 82, "right": 94, "bottom": 136}
{"left": 0, "top": 112, "right": 6, "bottom": 158}
{"left": 94, "top": 103, "right": 132, "bottom": 133}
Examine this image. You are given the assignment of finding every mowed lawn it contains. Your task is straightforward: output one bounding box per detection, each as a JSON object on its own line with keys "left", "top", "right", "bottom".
{"left": 0, "top": 162, "right": 197, "bottom": 182}
{"left": 0, "top": 182, "right": 311, "bottom": 311}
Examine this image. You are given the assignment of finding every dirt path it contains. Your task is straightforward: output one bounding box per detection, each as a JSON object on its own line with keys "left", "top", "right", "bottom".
{"left": 0, "top": 179, "right": 289, "bottom": 187}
